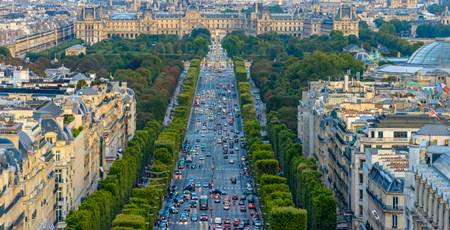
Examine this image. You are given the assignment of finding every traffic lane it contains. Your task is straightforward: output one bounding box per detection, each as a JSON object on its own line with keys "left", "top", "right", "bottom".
{"left": 163, "top": 68, "right": 255, "bottom": 228}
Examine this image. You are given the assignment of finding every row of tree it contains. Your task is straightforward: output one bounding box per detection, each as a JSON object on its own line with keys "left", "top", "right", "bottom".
{"left": 65, "top": 120, "right": 161, "bottom": 230}
{"left": 63, "top": 32, "right": 207, "bottom": 229}
{"left": 267, "top": 113, "right": 337, "bottom": 230}
{"left": 109, "top": 60, "right": 201, "bottom": 229}
{"left": 234, "top": 58, "right": 307, "bottom": 230}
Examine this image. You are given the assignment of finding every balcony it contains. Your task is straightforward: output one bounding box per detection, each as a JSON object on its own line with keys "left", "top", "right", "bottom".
{"left": 366, "top": 188, "right": 404, "bottom": 212}
{"left": 360, "top": 137, "right": 409, "bottom": 143}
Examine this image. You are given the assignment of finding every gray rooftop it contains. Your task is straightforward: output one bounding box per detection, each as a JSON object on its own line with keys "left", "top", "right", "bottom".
{"left": 369, "top": 163, "right": 404, "bottom": 193}
{"left": 417, "top": 124, "right": 450, "bottom": 136}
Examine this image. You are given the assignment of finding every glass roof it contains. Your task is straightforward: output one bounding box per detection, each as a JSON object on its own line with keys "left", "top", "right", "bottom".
{"left": 407, "top": 42, "right": 450, "bottom": 67}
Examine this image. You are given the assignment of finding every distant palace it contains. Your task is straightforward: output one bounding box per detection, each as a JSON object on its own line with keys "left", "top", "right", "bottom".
{"left": 76, "top": 3, "right": 359, "bottom": 44}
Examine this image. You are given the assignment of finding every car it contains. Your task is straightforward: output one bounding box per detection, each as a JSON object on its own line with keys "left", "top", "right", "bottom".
{"left": 230, "top": 176, "right": 237, "bottom": 184}
{"left": 232, "top": 194, "right": 238, "bottom": 200}
{"left": 191, "top": 213, "right": 198, "bottom": 222}
{"left": 239, "top": 200, "right": 245, "bottom": 205}
{"left": 169, "top": 207, "right": 178, "bottom": 214}
{"left": 240, "top": 195, "right": 246, "bottom": 200}
{"left": 248, "top": 203, "right": 256, "bottom": 209}
{"left": 223, "top": 154, "right": 228, "bottom": 159}
{"left": 190, "top": 201, "right": 198, "bottom": 208}
{"left": 214, "top": 217, "right": 223, "bottom": 225}
{"left": 240, "top": 206, "right": 247, "bottom": 212}
{"left": 179, "top": 215, "right": 188, "bottom": 224}
{"left": 200, "top": 214, "right": 209, "bottom": 221}
{"left": 203, "top": 182, "right": 209, "bottom": 188}
{"left": 233, "top": 218, "right": 241, "bottom": 227}
{"left": 229, "top": 159, "right": 235, "bottom": 164}
{"left": 224, "top": 203, "right": 230, "bottom": 210}
{"left": 191, "top": 164, "right": 197, "bottom": 169}
{"left": 254, "top": 219, "right": 262, "bottom": 227}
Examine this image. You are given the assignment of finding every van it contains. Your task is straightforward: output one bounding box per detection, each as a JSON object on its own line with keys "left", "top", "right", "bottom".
{"left": 214, "top": 217, "right": 222, "bottom": 225}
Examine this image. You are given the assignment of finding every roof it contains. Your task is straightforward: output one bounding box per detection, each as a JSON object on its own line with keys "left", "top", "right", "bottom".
{"left": 111, "top": 13, "right": 138, "bottom": 20}
{"left": 416, "top": 124, "right": 450, "bottom": 136}
{"left": 416, "top": 152, "right": 450, "bottom": 206}
{"left": 377, "top": 64, "right": 423, "bottom": 74}
{"left": 34, "top": 101, "right": 63, "bottom": 119}
{"left": 77, "top": 87, "right": 98, "bottom": 96}
{"left": 71, "top": 73, "right": 89, "bottom": 81}
{"left": 407, "top": 42, "right": 450, "bottom": 67}
{"left": 370, "top": 114, "right": 447, "bottom": 129}
{"left": 0, "top": 139, "right": 26, "bottom": 174}
{"left": 369, "top": 163, "right": 404, "bottom": 193}
{"left": 41, "top": 118, "right": 70, "bottom": 142}
{"left": 67, "top": 44, "right": 85, "bottom": 50}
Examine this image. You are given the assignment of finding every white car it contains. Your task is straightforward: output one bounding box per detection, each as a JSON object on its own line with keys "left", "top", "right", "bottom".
{"left": 214, "top": 217, "right": 222, "bottom": 225}
{"left": 229, "top": 159, "right": 235, "bottom": 164}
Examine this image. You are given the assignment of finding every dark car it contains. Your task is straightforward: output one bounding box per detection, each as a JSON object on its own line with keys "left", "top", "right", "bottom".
{"left": 200, "top": 214, "right": 209, "bottom": 221}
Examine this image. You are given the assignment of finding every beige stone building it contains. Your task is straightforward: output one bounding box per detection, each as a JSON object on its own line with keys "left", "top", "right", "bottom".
{"left": 75, "top": 4, "right": 359, "bottom": 45}
{"left": 0, "top": 121, "right": 56, "bottom": 230}
{"left": 0, "top": 78, "right": 136, "bottom": 229}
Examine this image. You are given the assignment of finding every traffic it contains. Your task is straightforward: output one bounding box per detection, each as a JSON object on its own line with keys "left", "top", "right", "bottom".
{"left": 156, "top": 43, "right": 262, "bottom": 230}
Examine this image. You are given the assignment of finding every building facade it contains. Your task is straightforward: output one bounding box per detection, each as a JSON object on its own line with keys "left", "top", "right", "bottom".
{"left": 75, "top": 4, "right": 359, "bottom": 45}
{"left": 0, "top": 70, "right": 136, "bottom": 229}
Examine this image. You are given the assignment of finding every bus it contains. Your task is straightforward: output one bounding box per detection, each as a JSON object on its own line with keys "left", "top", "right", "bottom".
{"left": 199, "top": 195, "right": 208, "bottom": 210}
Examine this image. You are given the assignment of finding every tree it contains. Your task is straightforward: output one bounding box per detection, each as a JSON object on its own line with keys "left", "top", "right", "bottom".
{"left": 269, "top": 207, "right": 307, "bottom": 230}
{"left": 255, "top": 159, "right": 279, "bottom": 175}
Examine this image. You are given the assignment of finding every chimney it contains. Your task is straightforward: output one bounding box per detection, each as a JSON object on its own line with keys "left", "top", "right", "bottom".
{"left": 344, "top": 74, "right": 349, "bottom": 92}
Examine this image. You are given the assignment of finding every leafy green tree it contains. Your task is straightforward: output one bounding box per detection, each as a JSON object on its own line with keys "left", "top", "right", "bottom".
{"left": 269, "top": 207, "right": 307, "bottom": 230}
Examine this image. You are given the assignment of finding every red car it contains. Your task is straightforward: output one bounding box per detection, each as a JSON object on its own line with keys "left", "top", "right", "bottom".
{"left": 248, "top": 203, "right": 256, "bottom": 209}
{"left": 200, "top": 214, "right": 209, "bottom": 221}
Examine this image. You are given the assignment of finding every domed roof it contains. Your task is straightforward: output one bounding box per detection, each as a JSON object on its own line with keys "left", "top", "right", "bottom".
{"left": 407, "top": 42, "right": 450, "bottom": 67}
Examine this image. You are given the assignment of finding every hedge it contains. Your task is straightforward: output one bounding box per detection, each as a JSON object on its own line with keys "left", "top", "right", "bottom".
{"left": 267, "top": 112, "right": 336, "bottom": 230}
{"left": 110, "top": 59, "right": 201, "bottom": 229}
{"left": 65, "top": 120, "right": 161, "bottom": 230}
{"left": 233, "top": 57, "right": 306, "bottom": 230}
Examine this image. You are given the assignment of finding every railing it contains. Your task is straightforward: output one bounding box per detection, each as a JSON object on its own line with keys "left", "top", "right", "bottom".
{"left": 360, "top": 137, "right": 409, "bottom": 143}
{"left": 366, "top": 188, "right": 404, "bottom": 212}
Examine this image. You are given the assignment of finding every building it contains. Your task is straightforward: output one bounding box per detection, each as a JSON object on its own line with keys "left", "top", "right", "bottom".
{"left": 65, "top": 44, "right": 86, "bottom": 56}
{"left": 0, "top": 121, "right": 56, "bottom": 230}
{"left": 404, "top": 124, "right": 450, "bottom": 230}
{"left": 363, "top": 149, "right": 408, "bottom": 230}
{"left": 6, "top": 21, "right": 74, "bottom": 58}
{"left": 374, "top": 42, "right": 450, "bottom": 85}
{"left": 298, "top": 76, "right": 450, "bottom": 229}
{"left": 75, "top": 4, "right": 359, "bottom": 45}
{"left": 0, "top": 68, "right": 136, "bottom": 229}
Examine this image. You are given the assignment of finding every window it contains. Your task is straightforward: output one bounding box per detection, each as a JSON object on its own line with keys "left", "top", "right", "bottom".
{"left": 359, "top": 173, "right": 363, "bottom": 184}
{"left": 55, "top": 151, "right": 61, "bottom": 161}
{"left": 393, "top": 131, "right": 407, "bottom": 138}
{"left": 55, "top": 169, "right": 62, "bottom": 183}
{"left": 359, "top": 205, "right": 363, "bottom": 216}
{"left": 392, "top": 214, "right": 398, "bottom": 228}
{"left": 446, "top": 139, "right": 449, "bottom": 145}
{"left": 371, "top": 131, "right": 375, "bottom": 138}
{"left": 378, "top": 131, "right": 384, "bottom": 138}
{"left": 393, "top": 196, "right": 399, "bottom": 210}
{"left": 359, "top": 189, "right": 363, "bottom": 200}
{"left": 359, "top": 160, "right": 365, "bottom": 170}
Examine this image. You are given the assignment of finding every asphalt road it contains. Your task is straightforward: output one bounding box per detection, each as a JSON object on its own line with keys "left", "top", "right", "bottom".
{"left": 156, "top": 44, "right": 262, "bottom": 230}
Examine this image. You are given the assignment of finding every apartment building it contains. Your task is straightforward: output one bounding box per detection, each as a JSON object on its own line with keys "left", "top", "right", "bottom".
{"left": 404, "top": 124, "right": 450, "bottom": 230}
{"left": 0, "top": 69, "right": 136, "bottom": 229}
{"left": 0, "top": 121, "right": 56, "bottom": 230}
{"left": 363, "top": 149, "right": 408, "bottom": 230}
{"left": 298, "top": 76, "right": 450, "bottom": 229}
